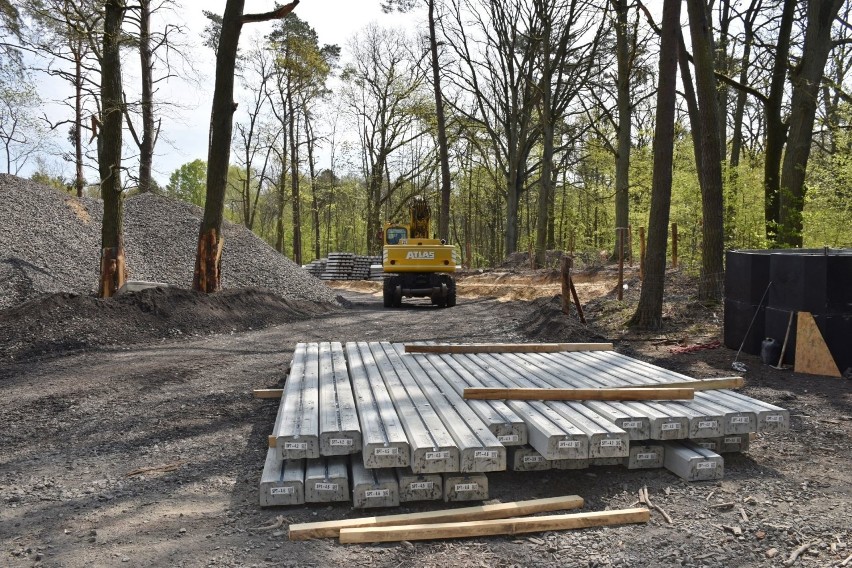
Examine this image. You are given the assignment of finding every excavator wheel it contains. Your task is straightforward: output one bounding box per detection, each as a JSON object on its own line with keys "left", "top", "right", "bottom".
{"left": 382, "top": 277, "right": 395, "bottom": 307}
{"left": 445, "top": 277, "right": 457, "bottom": 307}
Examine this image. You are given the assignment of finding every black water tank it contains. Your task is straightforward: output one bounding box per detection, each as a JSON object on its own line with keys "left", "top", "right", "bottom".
{"left": 724, "top": 249, "right": 852, "bottom": 374}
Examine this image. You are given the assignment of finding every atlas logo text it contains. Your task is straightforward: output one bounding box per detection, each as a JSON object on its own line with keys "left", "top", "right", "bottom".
{"left": 406, "top": 251, "right": 435, "bottom": 259}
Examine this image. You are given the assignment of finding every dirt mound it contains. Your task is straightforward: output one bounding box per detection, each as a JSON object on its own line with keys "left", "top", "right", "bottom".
{"left": 514, "top": 295, "right": 608, "bottom": 342}
{"left": 0, "top": 174, "right": 338, "bottom": 309}
{"left": 0, "top": 286, "right": 343, "bottom": 361}
{"left": 499, "top": 249, "right": 567, "bottom": 269}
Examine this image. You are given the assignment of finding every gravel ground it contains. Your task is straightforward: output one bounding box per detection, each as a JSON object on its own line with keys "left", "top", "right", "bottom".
{"left": 1, "top": 286, "right": 850, "bottom": 568}
{"left": 0, "top": 174, "right": 338, "bottom": 309}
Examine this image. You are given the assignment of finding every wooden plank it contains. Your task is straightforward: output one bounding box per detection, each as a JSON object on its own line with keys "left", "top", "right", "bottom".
{"left": 404, "top": 343, "right": 613, "bottom": 354}
{"left": 794, "top": 312, "right": 841, "bottom": 377}
{"left": 288, "top": 495, "right": 585, "bottom": 540}
{"left": 631, "top": 377, "right": 744, "bottom": 390}
{"left": 338, "top": 508, "right": 650, "bottom": 543}
{"left": 463, "top": 387, "right": 694, "bottom": 401}
{"left": 253, "top": 388, "right": 284, "bottom": 398}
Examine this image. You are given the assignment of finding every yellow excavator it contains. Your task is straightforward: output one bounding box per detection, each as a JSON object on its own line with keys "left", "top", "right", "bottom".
{"left": 381, "top": 197, "right": 458, "bottom": 308}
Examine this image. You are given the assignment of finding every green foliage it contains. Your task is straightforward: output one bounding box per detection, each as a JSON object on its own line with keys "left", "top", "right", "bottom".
{"left": 165, "top": 159, "right": 206, "bottom": 206}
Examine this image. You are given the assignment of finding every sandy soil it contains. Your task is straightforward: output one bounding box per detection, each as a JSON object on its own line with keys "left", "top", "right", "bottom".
{"left": 1, "top": 268, "right": 850, "bottom": 568}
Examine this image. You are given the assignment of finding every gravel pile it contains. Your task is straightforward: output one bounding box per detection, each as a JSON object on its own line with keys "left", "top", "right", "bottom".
{"left": 0, "top": 174, "right": 339, "bottom": 310}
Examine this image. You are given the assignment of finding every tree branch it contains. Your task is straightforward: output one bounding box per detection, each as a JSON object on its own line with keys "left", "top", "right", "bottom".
{"left": 242, "top": 0, "right": 299, "bottom": 24}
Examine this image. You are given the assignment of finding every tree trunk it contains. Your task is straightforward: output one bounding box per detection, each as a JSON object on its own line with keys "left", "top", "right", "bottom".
{"left": 687, "top": 0, "right": 725, "bottom": 302}
{"left": 288, "top": 86, "right": 301, "bottom": 264}
{"left": 138, "top": 0, "right": 155, "bottom": 193}
{"left": 628, "top": 0, "right": 680, "bottom": 330}
{"left": 778, "top": 0, "right": 844, "bottom": 247}
{"left": 612, "top": 0, "right": 631, "bottom": 259}
{"left": 98, "top": 0, "right": 126, "bottom": 298}
{"left": 305, "top": 113, "right": 320, "bottom": 260}
{"left": 535, "top": 3, "right": 553, "bottom": 269}
{"left": 194, "top": 0, "right": 298, "bottom": 291}
{"left": 429, "top": 0, "right": 452, "bottom": 242}
{"left": 194, "top": 0, "right": 244, "bottom": 291}
{"left": 764, "top": 0, "right": 795, "bottom": 244}
{"left": 74, "top": 45, "right": 84, "bottom": 198}
{"left": 714, "top": 0, "right": 731, "bottom": 162}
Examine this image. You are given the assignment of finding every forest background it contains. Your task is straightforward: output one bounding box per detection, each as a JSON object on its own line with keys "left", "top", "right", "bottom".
{"left": 2, "top": 0, "right": 851, "bottom": 298}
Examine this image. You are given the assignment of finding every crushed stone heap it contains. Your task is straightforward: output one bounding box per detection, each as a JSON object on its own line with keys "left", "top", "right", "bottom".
{"left": 0, "top": 174, "right": 338, "bottom": 310}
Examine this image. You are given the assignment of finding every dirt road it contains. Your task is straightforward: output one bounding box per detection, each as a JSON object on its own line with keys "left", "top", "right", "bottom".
{"left": 2, "top": 289, "right": 850, "bottom": 568}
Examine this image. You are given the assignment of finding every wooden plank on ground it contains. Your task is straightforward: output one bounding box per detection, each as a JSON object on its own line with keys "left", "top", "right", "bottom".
{"left": 254, "top": 388, "right": 284, "bottom": 399}
{"left": 463, "top": 387, "right": 694, "bottom": 401}
{"left": 631, "top": 377, "right": 744, "bottom": 390}
{"left": 404, "top": 343, "right": 613, "bottom": 354}
{"left": 338, "top": 508, "right": 650, "bottom": 543}
{"left": 794, "top": 312, "right": 841, "bottom": 377}
{"left": 288, "top": 495, "right": 584, "bottom": 540}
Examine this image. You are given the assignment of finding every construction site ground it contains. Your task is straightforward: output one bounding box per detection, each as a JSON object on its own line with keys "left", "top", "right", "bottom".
{"left": 2, "top": 267, "right": 851, "bottom": 568}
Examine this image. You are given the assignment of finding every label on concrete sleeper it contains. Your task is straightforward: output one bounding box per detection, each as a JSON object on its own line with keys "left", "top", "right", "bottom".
{"left": 426, "top": 451, "right": 450, "bottom": 460}
{"left": 365, "top": 489, "right": 390, "bottom": 498}
{"left": 375, "top": 447, "right": 400, "bottom": 456}
{"left": 696, "top": 461, "right": 717, "bottom": 470}
{"left": 315, "top": 483, "right": 339, "bottom": 491}
{"left": 498, "top": 435, "right": 519, "bottom": 443}
{"left": 698, "top": 442, "right": 716, "bottom": 450}
{"left": 455, "top": 483, "right": 479, "bottom": 492}
{"left": 284, "top": 442, "right": 308, "bottom": 450}
{"left": 697, "top": 421, "right": 718, "bottom": 429}
{"left": 600, "top": 439, "right": 622, "bottom": 448}
{"left": 621, "top": 421, "right": 642, "bottom": 429}
{"left": 730, "top": 416, "right": 750, "bottom": 425}
{"left": 661, "top": 423, "right": 681, "bottom": 431}
{"left": 765, "top": 415, "right": 784, "bottom": 423}
{"left": 409, "top": 482, "right": 434, "bottom": 490}
{"left": 329, "top": 438, "right": 354, "bottom": 447}
{"left": 636, "top": 453, "right": 657, "bottom": 461}
{"left": 558, "top": 440, "right": 580, "bottom": 449}
{"left": 724, "top": 436, "right": 742, "bottom": 444}
{"left": 270, "top": 486, "right": 295, "bottom": 495}
{"left": 523, "top": 455, "right": 545, "bottom": 464}
{"left": 474, "top": 450, "right": 498, "bottom": 459}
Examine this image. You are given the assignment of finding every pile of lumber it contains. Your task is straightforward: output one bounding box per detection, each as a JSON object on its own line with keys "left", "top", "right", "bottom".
{"left": 285, "top": 495, "right": 649, "bottom": 543}
{"left": 258, "top": 342, "right": 789, "bottom": 508}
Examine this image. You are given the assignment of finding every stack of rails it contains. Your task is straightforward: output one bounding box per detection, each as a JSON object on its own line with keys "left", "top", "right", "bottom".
{"left": 367, "top": 256, "right": 384, "bottom": 281}
{"left": 260, "top": 342, "right": 789, "bottom": 508}
{"left": 321, "top": 252, "right": 356, "bottom": 280}
{"left": 350, "top": 255, "right": 376, "bottom": 280}
{"left": 303, "top": 258, "right": 327, "bottom": 277}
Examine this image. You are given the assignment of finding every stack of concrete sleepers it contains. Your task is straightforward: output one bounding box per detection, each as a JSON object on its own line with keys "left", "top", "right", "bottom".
{"left": 261, "top": 342, "right": 789, "bottom": 507}
{"left": 414, "top": 346, "right": 787, "bottom": 480}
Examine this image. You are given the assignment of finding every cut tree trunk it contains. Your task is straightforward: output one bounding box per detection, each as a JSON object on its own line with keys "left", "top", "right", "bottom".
{"left": 98, "top": 0, "right": 126, "bottom": 298}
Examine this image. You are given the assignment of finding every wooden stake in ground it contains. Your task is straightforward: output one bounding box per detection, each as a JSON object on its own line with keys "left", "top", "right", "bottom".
{"left": 403, "top": 343, "right": 612, "bottom": 354}
{"left": 463, "top": 387, "right": 694, "bottom": 401}
{"left": 671, "top": 222, "right": 678, "bottom": 268}
{"left": 338, "top": 508, "right": 650, "bottom": 544}
{"left": 289, "top": 495, "right": 584, "bottom": 540}
{"left": 561, "top": 256, "right": 572, "bottom": 315}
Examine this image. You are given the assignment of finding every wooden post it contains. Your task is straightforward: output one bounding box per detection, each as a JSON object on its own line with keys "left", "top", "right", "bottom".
{"left": 617, "top": 228, "right": 624, "bottom": 301}
{"left": 561, "top": 256, "right": 572, "bottom": 315}
{"left": 671, "top": 222, "right": 678, "bottom": 268}
{"left": 639, "top": 226, "right": 646, "bottom": 281}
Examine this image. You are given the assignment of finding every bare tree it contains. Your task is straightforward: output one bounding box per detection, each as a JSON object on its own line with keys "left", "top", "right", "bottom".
{"left": 341, "top": 24, "right": 431, "bottom": 254}
{"left": 442, "top": 0, "right": 542, "bottom": 256}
